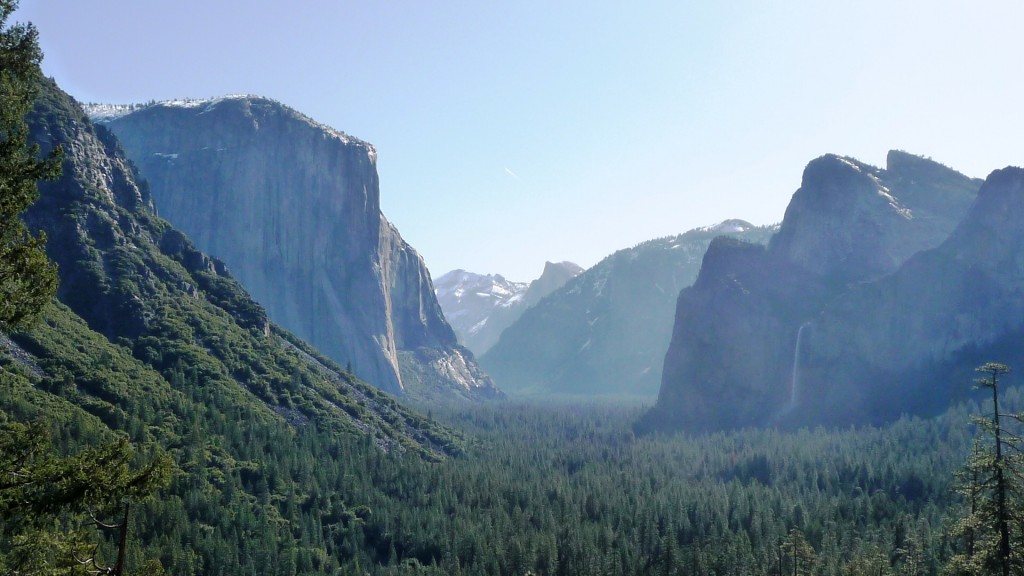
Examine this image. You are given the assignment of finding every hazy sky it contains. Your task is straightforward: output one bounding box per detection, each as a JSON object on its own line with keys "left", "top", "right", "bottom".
{"left": 14, "top": 1, "right": 1024, "bottom": 281}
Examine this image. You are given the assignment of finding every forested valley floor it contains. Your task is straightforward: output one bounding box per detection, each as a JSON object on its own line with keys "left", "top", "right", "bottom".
{"left": 6, "top": 330, "right": 1008, "bottom": 576}
{"left": 380, "top": 399, "right": 983, "bottom": 576}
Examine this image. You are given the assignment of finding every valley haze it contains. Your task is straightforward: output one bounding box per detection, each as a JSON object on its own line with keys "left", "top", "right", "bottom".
{"left": 6, "top": 3, "right": 1024, "bottom": 573}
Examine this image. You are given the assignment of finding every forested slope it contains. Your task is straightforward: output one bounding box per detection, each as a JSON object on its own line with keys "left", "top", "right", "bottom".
{"left": 2, "top": 72, "right": 461, "bottom": 573}
{"left": 1, "top": 13, "right": 1013, "bottom": 575}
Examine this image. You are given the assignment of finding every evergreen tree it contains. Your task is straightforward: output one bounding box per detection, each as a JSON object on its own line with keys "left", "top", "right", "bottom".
{"left": 948, "top": 363, "right": 1024, "bottom": 576}
{"left": 0, "top": 422, "right": 172, "bottom": 576}
{"left": 0, "top": 4, "right": 171, "bottom": 574}
{"left": 0, "top": 0, "right": 60, "bottom": 332}
{"left": 782, "top": 528, "right": 816, "bottom": 576}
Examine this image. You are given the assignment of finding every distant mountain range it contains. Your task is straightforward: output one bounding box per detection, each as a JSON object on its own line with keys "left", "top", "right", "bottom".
{"left": 70, "top": 94, "right": 1024, "bottom": 431}
{"left": 88, "top": 96, "right": 499, "bottom": 402}
{"left": 481, "top": 221, "right": 776, "bottom": 399}
{"left": 647, "top": 150, "right": 1004, "bottom": 431}
{"left": 434, "top": 261, "right": 582, "bottom": 355}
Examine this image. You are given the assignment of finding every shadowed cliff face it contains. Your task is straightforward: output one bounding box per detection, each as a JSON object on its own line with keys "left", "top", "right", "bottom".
{"left": 654, "top": 237, "right": 822, "bottom": 428}
{"left": 651, "top": 151, "right": 982, "bottom": 431}
{"left": 98, "top": 97, "right": 498, "bottom": 400}
{"left": 25, "top": 82, "right": 166, "bottom": 340}
{"left": 798, "top": 167, "right": 1024, "bottom": 425}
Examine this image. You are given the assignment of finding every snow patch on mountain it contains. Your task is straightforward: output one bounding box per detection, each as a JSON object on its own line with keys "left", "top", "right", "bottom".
{"left": 435, "top": 262, "right": 582, "bottom": 355}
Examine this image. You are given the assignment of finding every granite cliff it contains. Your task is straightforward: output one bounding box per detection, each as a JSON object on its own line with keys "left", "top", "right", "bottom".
{"left": 795, "top": 166, "right": 1024, "bottom": 424}
{"left": 482, "top": 221, "right": 775, "bottom": 399}
{"left": 435, "top": 261, "right": 582, "bottom": 356}
{"left": 93, "top": 97, "right": 499, "bottom": 401}
{"left": 18, "top": 78, "right": 460, "bottom": 457}
{"left": 651, "top": 151, "right": 982, "bottom": 430}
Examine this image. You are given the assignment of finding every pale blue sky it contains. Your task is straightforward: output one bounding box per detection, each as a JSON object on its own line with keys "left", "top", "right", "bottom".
{"left": 15, "top": 1, "right": 1024, "bottom": 281}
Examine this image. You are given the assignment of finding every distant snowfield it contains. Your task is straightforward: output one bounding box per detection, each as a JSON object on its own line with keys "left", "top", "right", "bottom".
{"left": 81, "top": 102, "right": 140, "bottom": 122}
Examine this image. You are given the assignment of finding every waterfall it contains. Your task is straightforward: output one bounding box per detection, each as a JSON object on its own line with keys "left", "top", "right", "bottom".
{"left": 789, "top": 322, "right": 810, "bottom": 408}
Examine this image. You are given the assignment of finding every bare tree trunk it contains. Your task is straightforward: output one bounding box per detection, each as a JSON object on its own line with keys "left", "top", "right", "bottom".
{"left": 991, "top": 379, "right": 1010, "bottom": 576}
{"left": 114, "top": 503, "right": 130, "bottom": 576}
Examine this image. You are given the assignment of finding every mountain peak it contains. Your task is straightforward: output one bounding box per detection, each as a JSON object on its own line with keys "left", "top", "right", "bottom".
{"left": 435, "top": 262, "right": 582, "bottom": 356}
{"left": 653, "top": 151, "right": 983, "bottom": 431}
{"left": 971, "top": 165, "right": 1024, "bottom": 205}
{"left": 86, "top": 95, "right": 374, "bottom": 154}
{"left": 540, "top": 260, "right": 584, "bottom": 279}
{"left": 944, "top": 165, "right": 1024, "bottom": 265}
{"left": 100, "top": 93, "right": 495, "bottom": 401}
{"left": 768, "top": 151, "right": 978, "bottom": 281}
{"left": 885, "top": 149, "right": 955, "bottom": 174}
{"left": 699, "top": 219, "right": 756, "bottom": 234}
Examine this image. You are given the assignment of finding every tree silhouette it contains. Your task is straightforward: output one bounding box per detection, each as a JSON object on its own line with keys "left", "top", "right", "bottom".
{"left": 949, "top": 363, "right": 1023, "bottom": 576}
{"left": 0, "top": 0, "right": 61, "bottom": 332}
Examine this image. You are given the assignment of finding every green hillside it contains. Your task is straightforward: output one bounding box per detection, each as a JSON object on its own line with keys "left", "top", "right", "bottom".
{"left": 2, "top": 8, "right": 1018, "bottom": 575}
{"left": 1, "top": 27, "right": 460, "bottom": 573}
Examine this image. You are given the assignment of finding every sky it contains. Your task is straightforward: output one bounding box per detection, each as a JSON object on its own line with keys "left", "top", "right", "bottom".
{"left": 13, "top": 1, "right": 1024, "bottom": 281}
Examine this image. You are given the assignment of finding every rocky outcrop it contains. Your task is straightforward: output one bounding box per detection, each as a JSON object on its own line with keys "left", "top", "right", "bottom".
{"left": 650, "top": 152, "right": 982, "bottom": 431}
{"left": 796, "top": 166, "right": 1024, "bottom": 424}
{"left": 435, "top": 261, "right": 582, "bottom": 355}
{"left": 482, "top": 221, "right": 775, "bottom": 399}
{"left": 26, "top": 82, "right": 173, "bottom": 340}
{"left": 522, "top": 261, "right": 586, "bottom": 308}
{"left": 21, "top": 79, "right": 462, "bottom": 460}
{"left": 95, "top": 96, "right": 498, "bottom": 400}
{"left": 771, "top": 152, "right": 977, "bottom": 282}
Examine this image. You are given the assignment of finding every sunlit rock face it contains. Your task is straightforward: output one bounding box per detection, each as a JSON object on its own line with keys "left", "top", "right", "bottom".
{"left": 771, "top": 152, "right": 978, "bottom": 283}
{"left": 97, "top": 97, "right": 499, "bottom": 401}
{"left": 651, "top": 151, "right": 982, "bottom": 431}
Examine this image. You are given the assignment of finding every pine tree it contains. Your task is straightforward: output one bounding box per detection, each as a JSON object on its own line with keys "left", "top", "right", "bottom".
{"left": 948, "top": 363, "right": 1024, "bottom": 576}
{"left": 781, "top": 528, "right": 816, "bottom": 576}
{"left": 0, "top": 0, "right": 61, "bottom": 332}
{"left": 0, "top": 422, "right": 172, "bottom": 576}
{"left": 0, "top": 5, "right": 172, "bottom": 575}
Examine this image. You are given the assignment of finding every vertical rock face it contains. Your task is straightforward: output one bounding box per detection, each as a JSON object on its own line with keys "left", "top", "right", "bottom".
{"left": 797, "top": 166, "right": 1024, "bottom": 423}
{"left": 96, "top": 97, "right": 498, "bottom": 400}
{"left": 651, "top": 152, "right": 981, "bottom": 431}
{"left": 22, "top": 79, "right": 464, "bottom": 459}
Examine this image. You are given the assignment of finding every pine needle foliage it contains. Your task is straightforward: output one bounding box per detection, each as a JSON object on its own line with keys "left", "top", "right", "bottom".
{"left": 0, "top": 0, "right": 60, "bottom": 332}
{"left": 948, "top": 363, "right": 1024, "bottom": 576}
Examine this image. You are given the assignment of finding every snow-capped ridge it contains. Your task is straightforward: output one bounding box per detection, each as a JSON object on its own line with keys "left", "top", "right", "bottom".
{"left": 82, "top": 102, "right": 145, "bottom": 122}
{"left": 435, "top": 262, "right": 581, "bottom": 355}
{"left": 84, "top": 95, "right": 373, "bottom": 153}
{"left": 697, "top": 219, "right": 755, "bottom": 234}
